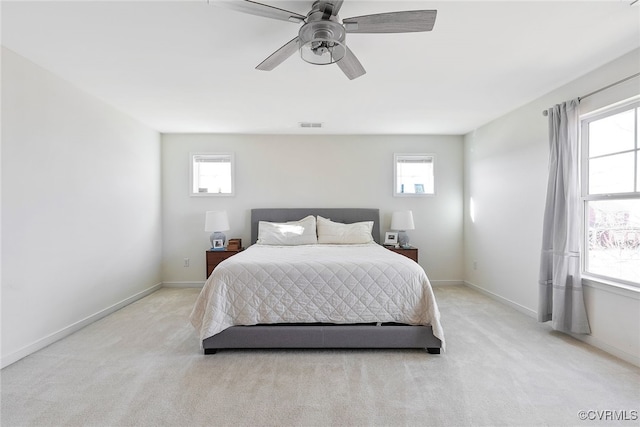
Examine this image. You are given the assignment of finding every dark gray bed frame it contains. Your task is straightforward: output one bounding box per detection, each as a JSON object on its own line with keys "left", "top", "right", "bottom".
{"left": 202, "top": 208, "right": 442, "bottom": 354}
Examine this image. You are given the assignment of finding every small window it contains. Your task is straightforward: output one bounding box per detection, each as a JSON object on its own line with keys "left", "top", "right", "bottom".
{"left": 394, "top": 154, "right": 435, "bottom": 196}
{"left": 581, "top": 100, "right": 639, "bottom": 286}
{"left": 190, "top": 153, "right": 234, "bottom": 196}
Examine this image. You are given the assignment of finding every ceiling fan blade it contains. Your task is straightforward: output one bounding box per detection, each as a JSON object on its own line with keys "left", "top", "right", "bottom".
{"left": 330, "top": 0, "right": 344, "bottom": 16}
{"left": 318, "top": 0, "right": 344, "bottom": 17}
{"left": 213, "top": 0, "right": 306, "bottom": 23}
{"left": 343, "top": 10, "right": 437, "bottom": 33}
{"left": 336, "top": 47, "right": 366, "bottom": 80}
{"left": 256, "top": 37, "right": 300, "bottom": 71}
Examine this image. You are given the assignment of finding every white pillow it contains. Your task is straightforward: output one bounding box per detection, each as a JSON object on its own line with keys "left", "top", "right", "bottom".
{"left": 316, "top": 216, "right": 374, "bottom": 244}
{"left": 257, "top": 215, "right": 318, "bottom": 245}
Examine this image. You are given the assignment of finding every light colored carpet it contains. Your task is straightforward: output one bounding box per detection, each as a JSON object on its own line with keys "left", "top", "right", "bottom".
{"left": 1, "top": 285, "right": 638, "bottom": 427}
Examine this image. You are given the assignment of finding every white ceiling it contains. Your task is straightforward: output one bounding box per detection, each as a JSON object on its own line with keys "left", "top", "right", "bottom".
{"left": 2, "top": 1, "right": 639, "bottom": 135}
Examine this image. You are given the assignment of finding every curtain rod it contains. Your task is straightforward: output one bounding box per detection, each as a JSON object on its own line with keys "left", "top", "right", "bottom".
{"left": 542, "top": 72, "right": 640, "bottom": 116}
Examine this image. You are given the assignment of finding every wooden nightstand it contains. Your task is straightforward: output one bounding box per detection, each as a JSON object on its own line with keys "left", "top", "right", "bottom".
{"left": 206, "top": 248, "right": 243, "bottom": 278}
{"left": 385, "top": 246, "right": 418, "bottom": 263}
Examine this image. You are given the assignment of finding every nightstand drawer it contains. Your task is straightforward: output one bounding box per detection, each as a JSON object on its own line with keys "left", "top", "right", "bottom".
{"left": 206, "top": 249, "right": 243, "bottom": 278}
{"left": 385, "top": 246, "right": 418, "bottom": 263}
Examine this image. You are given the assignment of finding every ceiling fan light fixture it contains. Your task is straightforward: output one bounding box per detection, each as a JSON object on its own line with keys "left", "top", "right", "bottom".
{"left": 300, "top": 39, "right": 346, "bottom": 65}
{"left": 299, "top": 21, "right": 346, "bottom": 65}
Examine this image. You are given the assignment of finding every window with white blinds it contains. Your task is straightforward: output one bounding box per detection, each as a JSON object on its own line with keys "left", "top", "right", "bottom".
{"left": 190, "top": 153, "right": 234, "bottom": 196}
{"left": 394, "top": 154, "right": 435, "bottom": 196}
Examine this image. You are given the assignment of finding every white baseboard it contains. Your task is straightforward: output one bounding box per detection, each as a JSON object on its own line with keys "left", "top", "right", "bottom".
{"left": 463, "top": 280, "right": 537, "bottom": 319}
{"left": 463, "top": 281, "right": 639, "bottom": 367}
{"left": 1, "top": 282, "right": 163, "bottom": 369}
{"left": 431, "top": 280, "right": 464, "bottom": 286}
{"left": 162, "top": 281, "right": 205, "bottom": 288}
{"left": 569, "top": 332, "right": 640, "bottom": 367}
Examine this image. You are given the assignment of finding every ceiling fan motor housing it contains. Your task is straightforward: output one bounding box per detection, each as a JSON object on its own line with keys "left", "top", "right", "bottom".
{"left": 299, "top": 19, "right": 346, "bottom": 65}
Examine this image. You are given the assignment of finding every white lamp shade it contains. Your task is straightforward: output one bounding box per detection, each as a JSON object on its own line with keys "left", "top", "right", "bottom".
{"left": 391, "top": 211, "right": 415, "bottom": 231}
{"left": 205, "top": 210, "right": 230, "bottom": 232}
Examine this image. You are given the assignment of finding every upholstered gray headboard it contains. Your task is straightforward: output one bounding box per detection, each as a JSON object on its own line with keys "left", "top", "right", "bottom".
{"left": 251, "top": 208, "right": 381, "bottom": 244}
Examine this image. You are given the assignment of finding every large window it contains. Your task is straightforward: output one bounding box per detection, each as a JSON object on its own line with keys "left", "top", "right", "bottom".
{"left": 581, "top": 100, "right": 639, "bottom": 286}
{"left": 190, "top": 153, "right": 234, "bottom": 196}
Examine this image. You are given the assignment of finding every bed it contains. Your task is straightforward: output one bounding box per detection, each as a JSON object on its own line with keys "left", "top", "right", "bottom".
{"left": 190, "top": 208, "right": 444, "bottom": 354}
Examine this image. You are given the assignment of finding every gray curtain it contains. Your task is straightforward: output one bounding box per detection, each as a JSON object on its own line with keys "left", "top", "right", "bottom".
{"left": 538, "top": 99, "right": 591, "bottom": 334}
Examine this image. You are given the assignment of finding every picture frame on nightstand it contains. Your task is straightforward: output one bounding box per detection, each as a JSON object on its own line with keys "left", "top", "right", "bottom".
{"left": 384, "top": 231, "right": 398, "bottom": 246}
{"left": 212, "top": 239, "right": 224, "bottom": 250}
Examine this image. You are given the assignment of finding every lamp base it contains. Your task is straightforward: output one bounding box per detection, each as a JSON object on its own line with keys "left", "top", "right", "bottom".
{"left": 210, "top": 231, "right": 227, "bottom": 251}
{"left": 397, "top": 230, "right": 410, "bottom": 248}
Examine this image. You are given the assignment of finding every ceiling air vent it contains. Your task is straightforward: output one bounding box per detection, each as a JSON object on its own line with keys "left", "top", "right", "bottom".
{"left": 299, "top": 122, "right": 323, "bottom": 128}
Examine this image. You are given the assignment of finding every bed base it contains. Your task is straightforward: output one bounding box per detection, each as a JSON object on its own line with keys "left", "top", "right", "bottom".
{"left": 202, "top": 323, "right": 442, "bottom": 354}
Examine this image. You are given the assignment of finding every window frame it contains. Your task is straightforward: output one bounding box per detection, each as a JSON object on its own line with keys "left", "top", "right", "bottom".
{"left": 393, "top": 153, "right": 436, "bottom": 197}
{"left": 580, "top": 98, "right": 640, "bottom": 287}
{"left": 189, "top": 152, "right": 235, "bottom": 197}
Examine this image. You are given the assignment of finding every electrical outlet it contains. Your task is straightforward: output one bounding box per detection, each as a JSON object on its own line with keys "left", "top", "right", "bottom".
{"left": 183, "top": 258, "right": 190, "bottom": 268}
{"left": 473, "top": 260, "right": 478, "bottom": 270}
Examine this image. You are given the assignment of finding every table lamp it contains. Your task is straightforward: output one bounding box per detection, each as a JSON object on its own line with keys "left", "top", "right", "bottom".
{"left": 391, "top": 210, "right": 415, "bottom": 248}
{"left": 205, "top": 210, "right": 230, "bottom": 251}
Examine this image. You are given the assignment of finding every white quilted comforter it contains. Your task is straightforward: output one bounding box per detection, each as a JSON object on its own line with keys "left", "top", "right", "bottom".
{"left": 190, "top": 243, "right": 445, "bottom": 346}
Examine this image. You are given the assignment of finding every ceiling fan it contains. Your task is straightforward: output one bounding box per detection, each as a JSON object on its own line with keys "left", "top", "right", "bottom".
{"left": 213, "top": 0, "right": 437, "bottom": 80}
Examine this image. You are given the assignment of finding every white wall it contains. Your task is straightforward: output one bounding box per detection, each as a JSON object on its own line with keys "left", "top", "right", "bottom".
{"left": 463, "top": 49, "right": 640, "bottom": 366}
{"left": 1, "top": 48, "right": 163, "bottom": 367}
{"left": 162, "top": 134, "right": 464, "bottom": 285}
